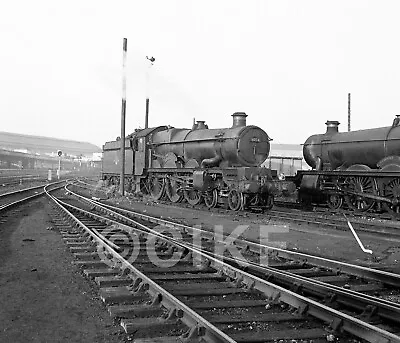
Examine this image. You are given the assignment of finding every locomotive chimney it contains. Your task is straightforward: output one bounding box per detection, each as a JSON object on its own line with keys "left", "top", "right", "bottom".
{"left": 232, "top": 112, "right": 247, "bottom": 128}
{"left": 325, "top": 120, "right": 340, "bottom": 134}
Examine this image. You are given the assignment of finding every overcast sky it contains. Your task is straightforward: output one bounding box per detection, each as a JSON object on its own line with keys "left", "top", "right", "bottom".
{"left": 1, "top": 1, "right": 400, "bottom": 148}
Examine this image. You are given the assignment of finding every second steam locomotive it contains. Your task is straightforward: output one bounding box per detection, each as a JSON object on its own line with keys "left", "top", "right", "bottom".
{"left": 299, "top": 115, "right": 400, "bottom": 216}
{"left": 102, "top": 113, "right": 281, "bottom": 211}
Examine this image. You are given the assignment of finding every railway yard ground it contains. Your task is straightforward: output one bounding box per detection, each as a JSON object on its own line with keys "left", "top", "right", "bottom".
{"left": 0, "top": 179, "right": 399, "bottom": 342}
{"left": 0, "top": 198, "right": 124, "bottom": 343}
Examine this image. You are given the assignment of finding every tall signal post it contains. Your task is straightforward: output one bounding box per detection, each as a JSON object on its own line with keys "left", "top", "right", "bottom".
{"left": 348, "top": 93, "right": 351, "bottom": 132}
{"left": 120, "top": 38, "right": 127, "bottom": 196}
{"left": 145, "top": 56, "right": 155, "bottom": 128}
{"left": 57, "top": 150, "right": 62, "bottom": 180}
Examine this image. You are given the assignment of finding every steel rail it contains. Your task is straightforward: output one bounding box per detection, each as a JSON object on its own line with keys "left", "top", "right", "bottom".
{"left": 61, "top": 188, "right": 400, "bottom": 326}
{"left": 56, "top": 187, "right": 400, "bottom": 342}
{"left": 67, "top": 189, "right": 400, "bottom": 324}
{"left": 0, "top": 182, "right": 62, "bottom": 198}
{"left": 272, "top": 205, "right": 400, "bottom": 226}
{"left": 45, "top": 189, "right": 237, "bottom": 343}
{"left": 269, "top": 208, "right": 400, "bottom": 229}
{"left": 0, "top": 180, "right": 66, "bottom": 212}
{"left": 67, "top": 185, "right": 400, "bottom": 289}
{"left": 73, "top": 179, "right": 400, "bottom": 227}
{"left": 204, "top": 248, "right": 400, "bottom": 324}
{"left": 265, "top": 211, "right": 400, "bottom": 239}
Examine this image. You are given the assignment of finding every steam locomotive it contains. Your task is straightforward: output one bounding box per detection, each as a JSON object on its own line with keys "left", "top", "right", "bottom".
{"left": 102, "top": 110, "right": 400, "bottom": 217}
{"left": 102, "top": 113, "right": 282, "bottom": 211}
{"left": 299, "top": 115, "right": 400, "bottom": 217}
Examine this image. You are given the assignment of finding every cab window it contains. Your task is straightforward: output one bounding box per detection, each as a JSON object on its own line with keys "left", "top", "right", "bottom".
{"left": 138, "top": 137, "right": 145, "bottom": 152}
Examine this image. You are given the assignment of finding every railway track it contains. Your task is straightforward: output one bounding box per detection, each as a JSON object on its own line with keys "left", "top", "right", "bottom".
{"left": 0, "top": 180, "right": 66, "bottom": 212}
{"left": 0, "top": 168, "right": 52, "bottom": 186}
{"left": 70, "top": 181, "right": 400, "bottom": 278}
{"left": 0, "top": 174, "right": 47, "bottom": 187}
{"left": 46, "top": 183, "right": 400, "bottom": 342}
{"left": 76, "top": 180, "right": 400, "bottom": 240}
{"left": 267, "top": 207, "right": 400, "bottom": 240}
{"left": 274, "top": 198, "right": 400, "bottom": 221}
{"left": 67, "top": 182, "right": 400, "bottom": 286}
{"left": 274, "top": 198, "right": 400, "bottom": 222}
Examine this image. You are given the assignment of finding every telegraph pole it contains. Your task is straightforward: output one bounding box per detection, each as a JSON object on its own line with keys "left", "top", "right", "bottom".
{"left": 348, "top": 93, "right": 351, "bottom": 132}
{"left": 120, "top": 38, "right": 127, "bottom": 196}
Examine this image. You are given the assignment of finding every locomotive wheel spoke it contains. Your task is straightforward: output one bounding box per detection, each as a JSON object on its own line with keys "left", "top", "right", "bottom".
{"left": 184, "top": 188, "right": 202, "bottom": 205}
{"left": 228, "top": 189, "right": 242, "bottom": 211}
{"left": 165, "top": 177, "right": 183, "bottom": 203}
{"left": 249, "top": 194, "right": 260, "bottom": 206}
{"left": 344, "top": 176, "right": 377, "bottom": 212}
{"left": 204, "top": 189, "right": 218, "bottom": 209}
{"left": 149, "top": 176, "right": 165, "bottom": 200}
{"left": 383, "top": 178, "right": 400, "bottom": 218}
{"left": 327, "top": 194, "right": 343, "bottom": 210}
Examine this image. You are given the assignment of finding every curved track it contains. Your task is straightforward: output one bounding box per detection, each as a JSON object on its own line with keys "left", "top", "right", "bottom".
{"left": 0, "top": 180, "right": 66, "bottom": 213}
{"left": 45, "top": 183, "right": 400, "bottom": 342}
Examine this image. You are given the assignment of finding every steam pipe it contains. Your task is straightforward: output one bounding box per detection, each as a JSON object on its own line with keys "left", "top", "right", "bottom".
{"left": 200, "top": 155, "right": 222, "bottom": 168}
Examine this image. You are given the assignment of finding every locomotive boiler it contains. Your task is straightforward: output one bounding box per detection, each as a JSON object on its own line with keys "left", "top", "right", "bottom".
{"left": 102, "top": 112, "right": 278, "bottom": 211}
{"left": 151, "top": 112, "right": 270, "bottom": 168}
{"left": 300, "top": 116, "right": 400, "bottom": 216}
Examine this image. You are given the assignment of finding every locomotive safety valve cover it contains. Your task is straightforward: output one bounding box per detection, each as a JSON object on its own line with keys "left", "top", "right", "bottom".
{"left": 193, "top": 170, "right": 212, "bottom": 191}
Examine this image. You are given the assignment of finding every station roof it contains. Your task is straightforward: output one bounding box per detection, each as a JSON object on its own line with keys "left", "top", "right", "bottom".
{"left": 0, "top": 131, "right": 101, "bottom": 157}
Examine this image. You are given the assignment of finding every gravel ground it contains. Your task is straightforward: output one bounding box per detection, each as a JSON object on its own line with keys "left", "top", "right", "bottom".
{"left": 0, "top": 185, "right": 398, "bottom": 343}
{"left": 0, "top": 198, "right": 124, "bottom": 343}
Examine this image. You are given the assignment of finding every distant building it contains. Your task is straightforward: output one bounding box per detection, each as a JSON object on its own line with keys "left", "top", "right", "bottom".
{"left": 0, "top": 131, "right": 101, "bottom": 170}
{"left": 263, "top": 143, "right": 310, "bottom": 176}
{"left": 0, "top": 132, "right": 101, "bottom": 158}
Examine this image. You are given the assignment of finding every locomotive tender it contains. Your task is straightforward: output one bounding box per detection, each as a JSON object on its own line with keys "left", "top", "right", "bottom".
{"left": 102, "top": 113, "right": 278, "bottom": 210}
{"left": 300, "top": 116, "right": 400, "bottom": 216}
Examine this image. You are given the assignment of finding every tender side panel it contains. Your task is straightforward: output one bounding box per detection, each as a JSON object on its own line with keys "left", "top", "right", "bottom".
{"left": 102, "top": 139, "right": 134, "bottom": 175}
